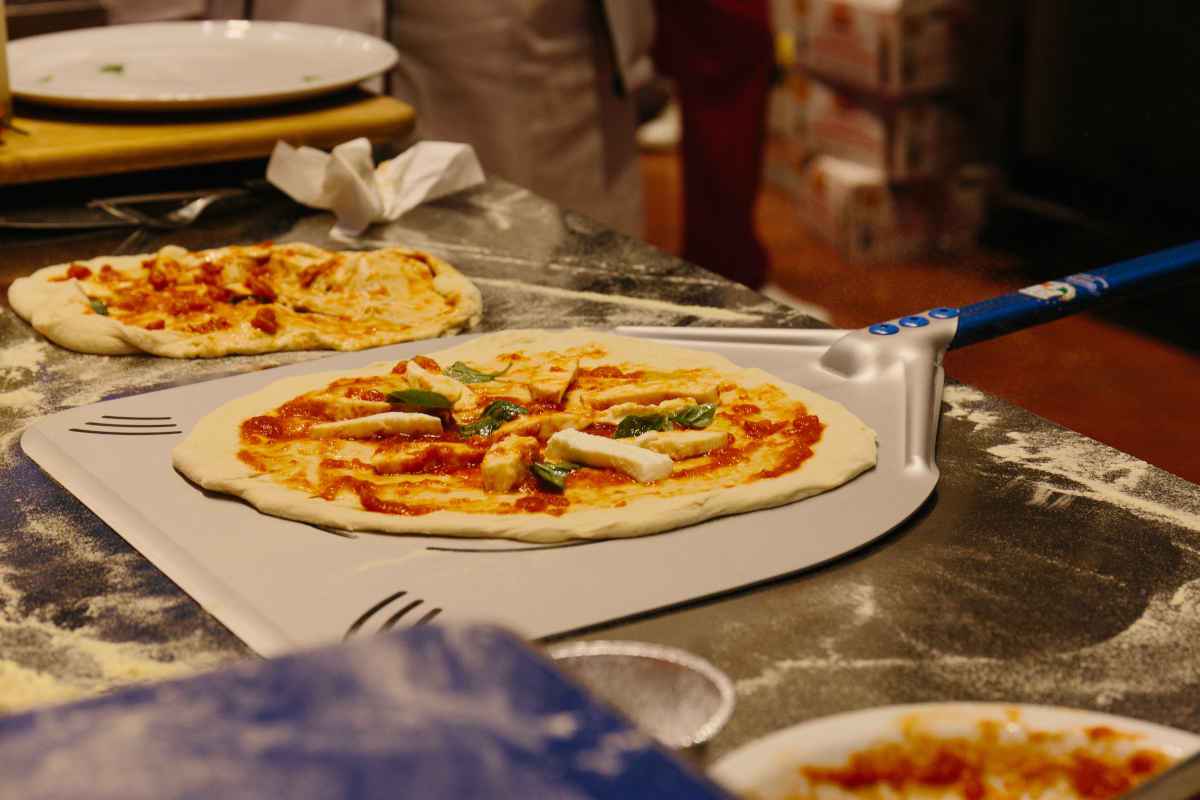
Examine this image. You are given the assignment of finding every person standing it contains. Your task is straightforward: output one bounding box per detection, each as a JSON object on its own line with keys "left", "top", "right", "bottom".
{"left": 652, "top": 0, "right": 774, "bottom": 288}
{"left": 199, "top": 0, "right": 655, "bottom": 237}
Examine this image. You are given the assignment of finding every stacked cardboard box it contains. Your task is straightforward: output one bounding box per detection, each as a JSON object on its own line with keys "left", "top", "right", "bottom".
{"left": 769, "top": 0, "right": 999, "bottom": 261}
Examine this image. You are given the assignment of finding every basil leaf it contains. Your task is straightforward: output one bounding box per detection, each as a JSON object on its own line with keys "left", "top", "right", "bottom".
{"left": 385, "top": 389, "right": 452, "bottom": 408}
{"left": 614, "top": 414, "right": 668, "bottom": 439}
{"left": 88, "top": 299, "right": 109, "bottom": 316}
{"left": 445, "top": 361, "right": 512, "bottom": 384}
{"left": 531, "top": 462, "right": 579, "bottom": 491}
{"left": 458, "top": 400, "right": 530, "bottom": 437}
{"left": 458, "top": 416, "right": 504, "bottom": 438}
{"left": 478, "top": 400, "right": 529, "bottom": 421}
{"left": 99, "top": 63, "right": 125, "bottom": 75}
{"left": 669, "top": 403, "right": 717, "bottom": 429}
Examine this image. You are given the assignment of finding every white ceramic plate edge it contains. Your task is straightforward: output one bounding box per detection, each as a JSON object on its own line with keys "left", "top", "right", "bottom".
{"left": 8, "top": 21, "right": 398, "bottom": 112}
{"left": 710, "top": 702, "right": 1200, "bottom": 798}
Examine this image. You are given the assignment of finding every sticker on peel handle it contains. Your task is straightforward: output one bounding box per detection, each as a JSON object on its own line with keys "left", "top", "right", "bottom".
{"left": 1018, "top": 281, "right": 1077, "bottom": 303}
{"left": 1064, "top": 272, "right": 1111, "bottom": 296}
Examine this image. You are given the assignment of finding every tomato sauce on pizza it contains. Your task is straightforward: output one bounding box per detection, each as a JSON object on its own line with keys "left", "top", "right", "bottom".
{"left": 234, "top": 346, "right": 825, "bottom": 518}
{"left": 9, "top": 242, "right": 482, "bottom": 357}
{"left": 793, "top": 720, "right": 1173, "bottom": 800}
{"left": 173, "top": 330, "right": 877, "bottom": 542}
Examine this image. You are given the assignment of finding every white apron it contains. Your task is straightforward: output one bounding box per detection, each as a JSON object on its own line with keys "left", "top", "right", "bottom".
{"left": 200, "top": 0, "right": 651, "bottom": 236}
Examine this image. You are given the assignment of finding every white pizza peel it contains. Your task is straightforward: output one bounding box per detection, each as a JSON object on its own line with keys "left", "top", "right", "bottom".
{"left": 20, "top": 241, "right": 1200, "bottom": 655}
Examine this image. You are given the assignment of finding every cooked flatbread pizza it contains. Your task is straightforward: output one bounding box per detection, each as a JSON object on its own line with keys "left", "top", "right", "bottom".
{"left": 7, "top": 242, "right": 482, "bottom": 357}
{"left": 173, "top": 329, "right": 877, "bottom": 542}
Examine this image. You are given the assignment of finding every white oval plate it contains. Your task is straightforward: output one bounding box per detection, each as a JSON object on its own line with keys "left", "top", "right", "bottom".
{"left": 710, "top": 702, "right": 1200, "bottom": 799}
{"left": 8, "top": 21, "right": 398, "bottom": 111}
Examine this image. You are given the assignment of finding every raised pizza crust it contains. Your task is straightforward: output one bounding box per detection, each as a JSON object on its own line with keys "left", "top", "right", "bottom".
{"left": 8, "top": 243, "right": 482, "bottom": 358}
{"left": 172, "top": 329, "right": 877, "bottom": 542}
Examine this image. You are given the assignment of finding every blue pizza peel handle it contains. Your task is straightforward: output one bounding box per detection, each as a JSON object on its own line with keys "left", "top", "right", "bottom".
{"left": 935, "top": 239, "right": 1200, "bottom": 349}
{"left": 820, "top": 239, "right": 1200, "bottom": 470}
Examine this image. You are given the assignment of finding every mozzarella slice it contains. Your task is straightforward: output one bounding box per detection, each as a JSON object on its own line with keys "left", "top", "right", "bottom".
{"left": 476, "top": 382, "right": 532, "bottom": 405}
{"left": 585, "top": 381, "right": 719, "bottom": 410}
{"left": 324, "top": 398, "right": 396, "bottom": 420}
{"left": 309, "top": 412, "right": 442, "bottom": 439}
{"left": 529, "top": 358, "right": 578, "bottom": 404}
{"left": 595, "top": 397, "right": 697, "bottom": 425}
{"left": 497, "top": 412, "right": 589, "bottom": 441}
{"left": 631, "top": 429, "right": 729, "bottom": 460}
{"left": 481, "top": 435, "right": 539, "bottom": 492}
{"left": 544, "top": 429, "right": 672, "bottom": 483}
{"left": 406, "top": 360, "right": 476, "bottom": 409}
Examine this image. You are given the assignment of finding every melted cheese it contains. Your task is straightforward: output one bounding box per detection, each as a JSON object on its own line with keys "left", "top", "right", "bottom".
{"left": 309, "top": 412, "right": 442, "bottom": 439}
{"left": 544, "top": 429, "right": 673, "bottom": 482}
{"left": 584, "top": 381, "right": 719, "bottom": 410}
{"left": 405, "top": 360, "right": 475, "bottom": 407}
{"left": 631, "top": 429, "right": 729, "bottom": 459}
{"left": 595, "top": 397, "right": 697, "bottom": 425}
{"left": 529, "top": 358, "right": 578, "bottom": 404}
{"left": 324, "top": 398, "right": 395, "bottom": 420}
{"left": 496, "top": 412, "right": 589, "bottom": 441}
{"left": 479, "top": 381, "right": 532, "bottom": 405}
{"left": 481, "top": 435, "right": 539, "bottom": 492}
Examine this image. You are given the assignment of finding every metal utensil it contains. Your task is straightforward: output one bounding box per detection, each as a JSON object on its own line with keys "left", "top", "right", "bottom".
{"left": 548, "top": 640, "right": 735, "bottom": 750}
{"left": 0, "top": 208, "right": 137, "bottom": 230}
{"left": 88, "top": 187, "right": 249, "bottom": 229}
{"left": 1118, "top": 749, "right": 1200, "bottom": 800}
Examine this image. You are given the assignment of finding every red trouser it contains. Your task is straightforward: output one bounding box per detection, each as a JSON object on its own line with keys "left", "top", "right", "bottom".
{"left": 652, "top": 0, "right": 774, "bottom": 289}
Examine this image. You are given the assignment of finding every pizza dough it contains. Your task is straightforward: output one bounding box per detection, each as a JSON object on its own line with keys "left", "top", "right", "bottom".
{"left": 7, "top": 242, "right": 482, "bottom": 358}
{"left": 173, "top": 329, "right": 877, "bottom": 542}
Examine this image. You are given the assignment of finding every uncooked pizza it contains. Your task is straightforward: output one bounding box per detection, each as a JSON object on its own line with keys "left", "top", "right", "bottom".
{"left": 173, "top": 329, "right": 877, "bottom": 542}
{"left": 7, "top": 242, "right": 482, "bottom": 357}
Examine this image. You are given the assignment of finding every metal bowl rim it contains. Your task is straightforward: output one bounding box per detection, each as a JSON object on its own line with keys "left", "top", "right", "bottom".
{"left": 547, "top": 639, "right": 736, "bottom": 747}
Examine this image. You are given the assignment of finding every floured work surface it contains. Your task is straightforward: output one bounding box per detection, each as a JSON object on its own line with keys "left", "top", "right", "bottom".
{"left": 4, "top": 181, "right": 1200, "bottom": 758}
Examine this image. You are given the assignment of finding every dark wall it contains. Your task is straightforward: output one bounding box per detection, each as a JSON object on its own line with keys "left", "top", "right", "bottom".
{"left": 1019, "top": 1, "right": 1200, "bottom": 226}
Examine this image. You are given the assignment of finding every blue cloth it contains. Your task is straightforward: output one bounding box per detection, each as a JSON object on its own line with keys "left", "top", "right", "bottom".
{"left": 0, "top": 624, "right": 731, "bottom": 799}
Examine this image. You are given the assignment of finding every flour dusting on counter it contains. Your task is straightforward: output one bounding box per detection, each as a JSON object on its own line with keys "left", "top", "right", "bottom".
{"left": 942, "top": 384, "right": 1000, "bottom": 431}
{"left": 941, "top": 383, "right": 1200, "bottom": 533}
{"left": 989, "top": 430, "right": 1200, "bottom": 533}
{"left": 0, "top": 311, "right": 323, "bottom": 712}
{"left": 1, "top": 339, "right": 50, "bottom": 373}
{"left": 470, "top": 278, "right": 761, "bottom": 322}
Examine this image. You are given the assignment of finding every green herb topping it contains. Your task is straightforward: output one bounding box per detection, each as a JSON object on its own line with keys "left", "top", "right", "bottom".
{"left": 99, "top": 63, "right": 125, "bottom": 75}
{"left": 445, "top": 361, "right": 512, "bottom": 384}
{"left": 385, "top": 389, "right": 452, "bottom": 409}
{"left": 531, "top": 462, "right": 579, "bottom": 491}
{"left": 669, "top": 403, "right": 718, "bottom": 429}
{"left": 614, "top": 414, "right": 668, "bottom": 439}
{"left": 613, "top": 403, "right": 718, "bottom": 438}
{"left": 88, "top": 299, "right": 109, "bottom": 316}
{"left": 458, "top": 400, "right": 529, "bottom": 437}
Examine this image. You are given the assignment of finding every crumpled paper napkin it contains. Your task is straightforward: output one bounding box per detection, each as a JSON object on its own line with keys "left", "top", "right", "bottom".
{"left": 266, "top": 138, "right": 485, "bottom": 238}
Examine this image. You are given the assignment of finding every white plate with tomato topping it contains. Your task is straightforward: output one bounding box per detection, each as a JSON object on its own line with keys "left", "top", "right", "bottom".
{"left": 710, "top": 703, "right": 1200, "bottom": 800}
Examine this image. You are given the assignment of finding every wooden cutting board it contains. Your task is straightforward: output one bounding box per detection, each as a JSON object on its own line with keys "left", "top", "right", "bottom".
{"left": 0, "top": 89, "right": 415, "bottom": 186}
